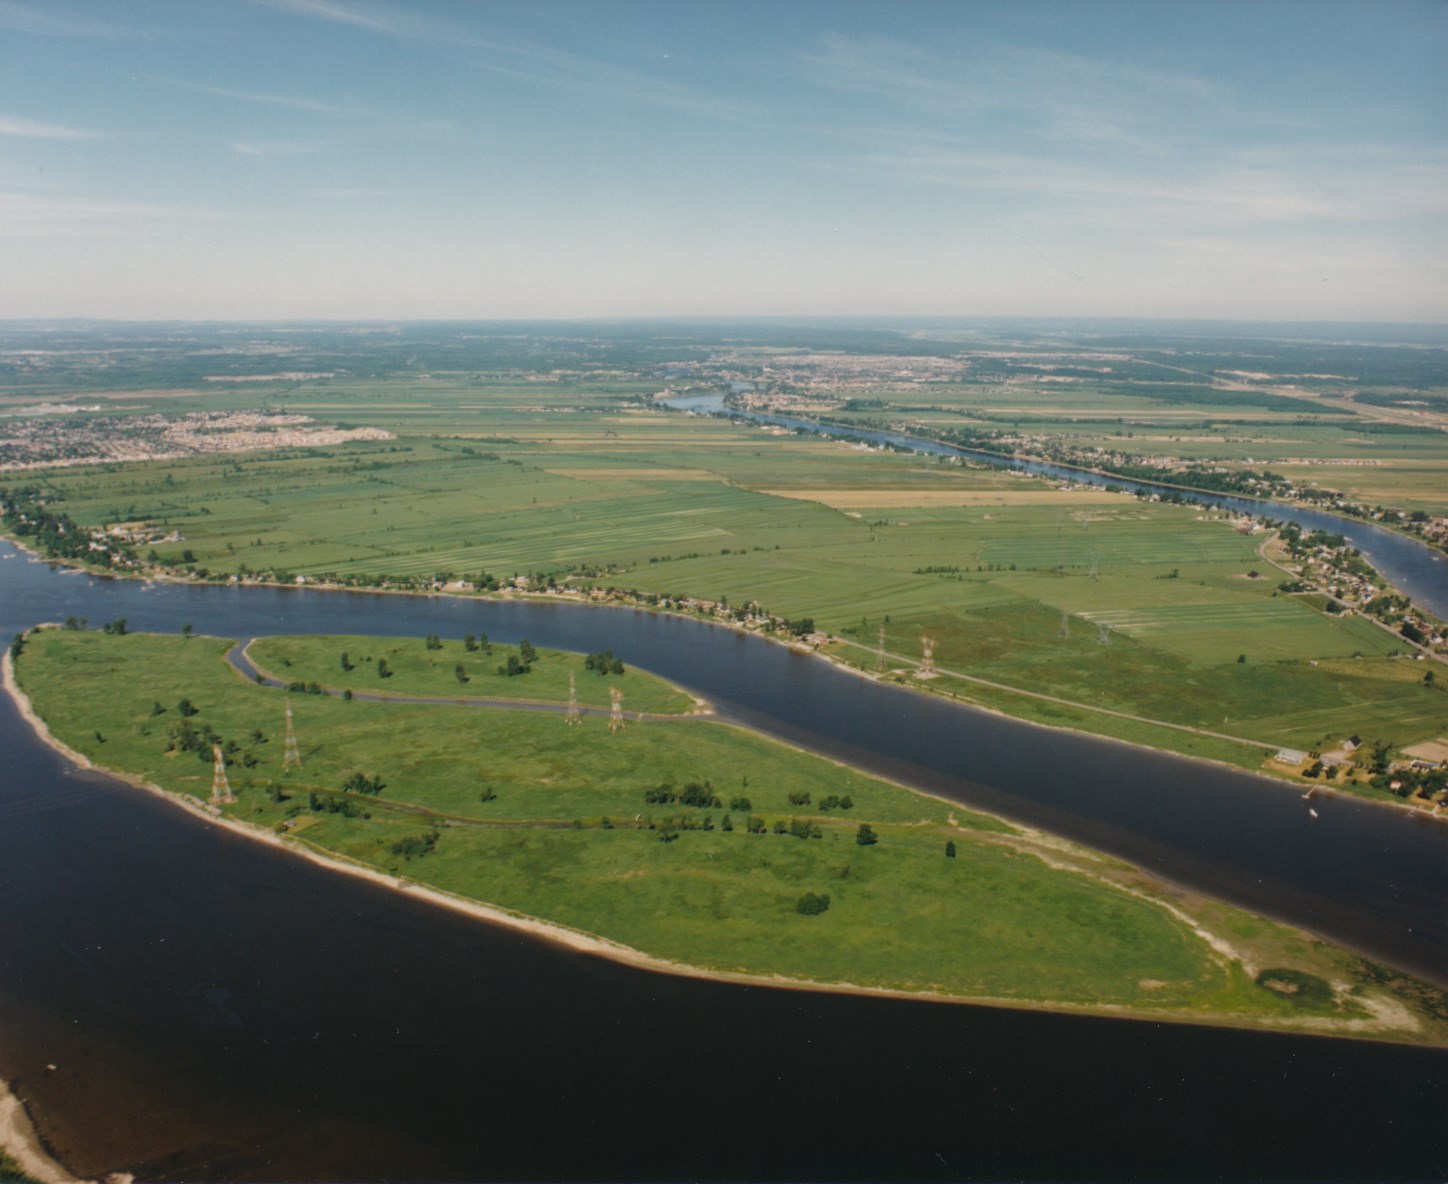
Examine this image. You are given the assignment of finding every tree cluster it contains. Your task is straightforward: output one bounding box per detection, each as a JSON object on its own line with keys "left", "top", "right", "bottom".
{"left": 342, "top": 771, "right": 387, "bottom": 795}
{"left": 643, "top": 781, "right": 722, "bottom": 808}
{"left": 390, "top": 831, "right": 439, "bottom": 860}
{"left": 585, "top": 649, "right": 625, "bottom": 675}
{"left": 309, "top": 792, "right": 370, "bottom": 819}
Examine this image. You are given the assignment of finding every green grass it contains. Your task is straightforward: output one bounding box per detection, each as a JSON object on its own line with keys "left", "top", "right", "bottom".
{"left": 14, "top": 628, "right": 1448, "bottom": 1039}
{"left": 247, "top": 634, "right": 698, "bottom": 716}
{"left": 10, "top": 379, "right": 1444, "bottom": 773}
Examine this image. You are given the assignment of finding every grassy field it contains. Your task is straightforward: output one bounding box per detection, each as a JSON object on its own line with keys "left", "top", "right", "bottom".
{"left": 4, "top": 323, "right": 1445, "bottom": 786}
{"left": 13, "top": 390, "right": 1447, "bottom": 773}
{"left": 14, "top": 627, "right": 1448, "bottom": 1039}
{"left": 246, "top": 633, "right": 698, "bottom": 716}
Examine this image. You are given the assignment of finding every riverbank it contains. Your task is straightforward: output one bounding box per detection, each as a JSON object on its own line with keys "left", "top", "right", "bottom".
{"left": 6, "top": 530, "right": 1443, "bottom": 822}
{"left": 8, "top": 634, "right": 1448, "bottom": 1049}
{"left": 0, "top": 1079, "right": 88, "bottom": 1184}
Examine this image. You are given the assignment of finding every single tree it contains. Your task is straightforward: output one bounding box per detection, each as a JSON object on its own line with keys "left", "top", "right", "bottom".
{"left": 855, "top": 823, "right": 878, "bottom": 847}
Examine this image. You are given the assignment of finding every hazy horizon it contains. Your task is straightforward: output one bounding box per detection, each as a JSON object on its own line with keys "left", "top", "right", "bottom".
{"left": 2, "top": 0, "right": 1444, "bottom": 323}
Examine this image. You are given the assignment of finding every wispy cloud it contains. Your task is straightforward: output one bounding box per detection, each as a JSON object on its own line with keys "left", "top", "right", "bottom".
{"left": 0, "top": 0, "right": 143, "bottom": 38}
{"left": 231, "top": 139, "right": 317, "bottom": 158}
{"left": 0, "top": 191, "right": 219, "bottom": 229}
{"left": 146, "top": 76, "right": 343, "bottom": 115}
{"left": 256, "top": 0, "right": 454, "bottom": 38}
{"left": 823, "top": 135, "right": 1448, "bottom": 236}
{"left": 259, "top": 0, "right": 756, "bottom": 120}
{"left": 797, "top": 33, "right": 1245, "bottom": 154}
{"left": 0, "top": 113, "right": 100, "bottom": 140}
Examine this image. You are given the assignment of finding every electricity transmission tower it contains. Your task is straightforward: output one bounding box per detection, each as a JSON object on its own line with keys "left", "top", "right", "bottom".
{"left": 283, "top": 702, "right": 302, "bottom": 771}
{"left": 566, "top": 671, "right": 580, "bottom": 725}
{"left": 875, "top": 622, "right": 887, "bottom": 673}
{"left": 609, "top": 686, "right": 625, "bottom": 733}
{"left": 918, "top": 634, "right": 936, "bottom": 677}
{"left": 1059, "top": 608, "right": 1071, "bottom": 639}
{"left": 210, "top": 743, "right": 235, "bottom": 805}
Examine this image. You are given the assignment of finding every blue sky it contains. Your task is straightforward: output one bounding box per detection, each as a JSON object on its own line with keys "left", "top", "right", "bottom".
{"left": 1, "top": 0, "right": 1444, "bottom": 322}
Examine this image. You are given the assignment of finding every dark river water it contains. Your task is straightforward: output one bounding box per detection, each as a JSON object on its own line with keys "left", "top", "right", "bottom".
{"left": 1, "top": 542, "right": 1445, "bottom": 1181}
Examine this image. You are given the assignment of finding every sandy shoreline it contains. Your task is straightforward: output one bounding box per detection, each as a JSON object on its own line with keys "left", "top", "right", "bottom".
{"left": 0, "top": 1079, "right": 87, "bottom": 1184}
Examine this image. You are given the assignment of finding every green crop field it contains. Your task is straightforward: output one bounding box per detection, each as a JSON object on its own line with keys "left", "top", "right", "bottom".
{"left": 15, "top": 627, "right": 1447, "bottom": 1040}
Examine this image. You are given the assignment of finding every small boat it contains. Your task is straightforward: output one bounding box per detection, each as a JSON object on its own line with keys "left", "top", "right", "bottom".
{"left": 1309, "top": 808, "right": 1319, "bottom": 819}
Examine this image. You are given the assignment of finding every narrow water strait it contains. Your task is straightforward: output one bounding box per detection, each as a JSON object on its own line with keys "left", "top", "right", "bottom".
{"left": 1, "top": 542, "right": 1444, "bottom": 1180}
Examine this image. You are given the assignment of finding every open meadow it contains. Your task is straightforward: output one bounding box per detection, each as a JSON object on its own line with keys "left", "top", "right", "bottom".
{"left": 14, "top": 627, "right": 1447, "bottom": 1040}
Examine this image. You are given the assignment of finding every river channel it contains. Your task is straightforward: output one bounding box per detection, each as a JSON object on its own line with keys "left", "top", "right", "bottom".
{"left": 1, "top": 543, "right": 1445, "bottom": 1179}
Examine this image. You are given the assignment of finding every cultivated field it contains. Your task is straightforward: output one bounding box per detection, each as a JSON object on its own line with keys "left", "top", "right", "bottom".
{"left": 5, "top": 322, "right": 1446, "bottom": 787}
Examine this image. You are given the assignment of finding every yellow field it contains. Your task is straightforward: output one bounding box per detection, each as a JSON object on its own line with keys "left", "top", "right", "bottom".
{"left": 547, "top": 468, "right": 721, "bottom": 481}
{"left": 759, "top": 488, "right": 1125, "bottom": 508}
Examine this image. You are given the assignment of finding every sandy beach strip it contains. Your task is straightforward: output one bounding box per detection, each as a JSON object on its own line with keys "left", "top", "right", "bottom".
{"left": 0, "top": 1079, "right": 89, "bottom": 1184}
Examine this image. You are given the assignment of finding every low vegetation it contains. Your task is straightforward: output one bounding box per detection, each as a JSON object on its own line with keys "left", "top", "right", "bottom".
{"left": 246, "top": 633, "right": 696, "bottom": 716}
{"left": 13, "top": 627, "right": 1448, "bottom": 1042}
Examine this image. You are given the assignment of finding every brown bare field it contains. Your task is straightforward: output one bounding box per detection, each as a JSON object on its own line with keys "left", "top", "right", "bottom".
{"left": 1403, "top": 739, "right": 1448, "bottom": 763}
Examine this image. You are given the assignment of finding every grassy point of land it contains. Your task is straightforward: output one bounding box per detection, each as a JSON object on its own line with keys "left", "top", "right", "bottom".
{"left": 10, "top": 627, "right": 1448, "bottom": 1043}
{"left": 244, "top": 633, "right": 701, "bottom": 716}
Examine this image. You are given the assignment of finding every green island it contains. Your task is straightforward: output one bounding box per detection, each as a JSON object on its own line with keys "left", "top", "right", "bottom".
{"left": 11, "top": 625, "right": 1447, "bottom": 1043}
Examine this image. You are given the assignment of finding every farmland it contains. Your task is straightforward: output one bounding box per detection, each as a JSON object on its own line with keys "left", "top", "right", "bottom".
{"left": 2, "top": 320, "right": 1446, "bottom": 793}
{"left": 14, "top": 626, "right": 1447, "bottom": 1040}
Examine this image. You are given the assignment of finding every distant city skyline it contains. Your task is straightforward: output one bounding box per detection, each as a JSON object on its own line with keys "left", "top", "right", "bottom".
{"left": 1, "top": 0, "right": 1444, "bottom": 323}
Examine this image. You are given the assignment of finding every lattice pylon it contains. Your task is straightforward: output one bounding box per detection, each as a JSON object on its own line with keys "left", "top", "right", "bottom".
{"left": 608, "top": 686, "right": 625, "bottom": 734}
{"left": 566, "top": 670, "right": 580, "bottom": 725}
{"left": 919, "top": 634, "right": 936, "bottom": 677}
{"left": 1059, "top": 608, "right": 1071, "bottom": 640}
{"left": 1097, "top": 621, "right": 1111, "bottom": 646}
{"left": 283, "top": 702, "right": 302, "bottom": 771}
{"left": 211, "top": 743, "right": 236, "bottom": 805}
{"left": 1088, "top": 553, "right": 1099, "bottom": 581}
{"left": 875, "top": 623, "right": 886, "bottom": 673}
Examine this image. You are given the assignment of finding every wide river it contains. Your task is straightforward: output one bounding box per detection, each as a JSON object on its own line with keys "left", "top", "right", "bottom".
{"left": 1, "top": 541, "right": 1445, "bottom": 1180}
